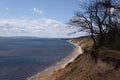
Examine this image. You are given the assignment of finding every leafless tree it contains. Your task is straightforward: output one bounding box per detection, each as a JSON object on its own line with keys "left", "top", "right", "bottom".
{"left": 69, "top": 0, "right": 120, "bottom": 47}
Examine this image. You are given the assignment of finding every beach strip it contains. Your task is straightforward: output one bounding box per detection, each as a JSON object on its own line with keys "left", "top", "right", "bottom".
{"left": 27, "top": 41, "right": 83, "bottom": 80}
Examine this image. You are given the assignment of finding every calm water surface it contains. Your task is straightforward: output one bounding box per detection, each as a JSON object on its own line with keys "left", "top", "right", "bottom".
{"left": 0, "top": 37, "right": 75, "bottom": 80}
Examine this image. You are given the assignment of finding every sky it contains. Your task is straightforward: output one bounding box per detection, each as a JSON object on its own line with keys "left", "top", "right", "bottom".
{"left": 0, "top": 0, "right": 88, "bottom": 38}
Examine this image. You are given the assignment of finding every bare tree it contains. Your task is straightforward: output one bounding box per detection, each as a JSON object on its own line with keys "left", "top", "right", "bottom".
{"left": 69, "top": 0, "right": 120, "bottom": 47}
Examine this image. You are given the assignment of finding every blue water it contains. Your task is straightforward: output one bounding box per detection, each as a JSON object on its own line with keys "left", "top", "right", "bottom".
{"left": 0, "top": 37, "right": 75, "bottom": 80}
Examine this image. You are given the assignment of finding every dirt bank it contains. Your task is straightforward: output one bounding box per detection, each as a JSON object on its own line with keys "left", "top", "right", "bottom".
{"left": 36, "top": 37, "right": 120, "bottom": 80}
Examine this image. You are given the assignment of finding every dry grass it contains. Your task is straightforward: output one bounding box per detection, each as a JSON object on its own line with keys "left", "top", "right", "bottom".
{"left": 99, "top": 47, "right": 120, "bottom": 60}
{"left": 70, "top": 36, "right": 94, "bottom": 51}
{"left": 37, "top": 36, "right": 120, "bottom": 80}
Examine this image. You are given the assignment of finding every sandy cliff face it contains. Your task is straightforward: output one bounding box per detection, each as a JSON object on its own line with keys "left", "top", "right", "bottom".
{"left": 39, "top": 52, "right": 120, "bottom": 80}
{"left": 38, "top": 37, "right": 120, "bottom": 80}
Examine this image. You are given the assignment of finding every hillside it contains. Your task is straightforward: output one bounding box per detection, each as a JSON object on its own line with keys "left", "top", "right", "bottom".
{"left": 37, "top": 37, "right": 120, "bottom": 80}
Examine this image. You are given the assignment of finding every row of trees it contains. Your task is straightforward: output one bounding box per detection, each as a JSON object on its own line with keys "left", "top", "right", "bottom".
{"left": 69, "top": 0, "right": 120, "bottom": 47}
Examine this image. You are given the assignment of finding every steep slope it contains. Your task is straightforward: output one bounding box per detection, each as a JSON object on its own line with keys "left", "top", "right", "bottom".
{"left": 38, "top": 37, "right": 120, "bottom": 80}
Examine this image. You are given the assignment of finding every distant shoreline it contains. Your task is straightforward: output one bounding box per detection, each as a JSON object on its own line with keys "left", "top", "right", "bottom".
{"left": 27, "top": 40, "right": 83, "bottom": 80}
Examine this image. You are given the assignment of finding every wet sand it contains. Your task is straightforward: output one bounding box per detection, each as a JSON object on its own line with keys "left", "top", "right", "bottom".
{"left": 27, "top": 41, "right": 83, "bottom": 80}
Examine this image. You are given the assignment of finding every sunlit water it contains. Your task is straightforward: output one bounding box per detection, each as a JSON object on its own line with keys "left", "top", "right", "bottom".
{"left": 0, "top": 37, "right": 75, "bottom": 80}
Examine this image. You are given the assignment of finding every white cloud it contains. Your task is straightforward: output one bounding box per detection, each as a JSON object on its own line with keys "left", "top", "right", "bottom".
{"left": 0, "top": 18, "right": 81, "bottom": 38}
{"left": 33, "top": 8, "right": 43, "bottom": 15}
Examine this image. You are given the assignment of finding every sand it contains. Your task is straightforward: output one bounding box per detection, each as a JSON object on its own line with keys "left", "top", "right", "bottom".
{"left": 27, "top": 41, "right": 83, "bottom": 80}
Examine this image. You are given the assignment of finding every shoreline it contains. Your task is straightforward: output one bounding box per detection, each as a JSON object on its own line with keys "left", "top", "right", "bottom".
{"left": 27, "top": 40, "right": 83, "bottom": 80}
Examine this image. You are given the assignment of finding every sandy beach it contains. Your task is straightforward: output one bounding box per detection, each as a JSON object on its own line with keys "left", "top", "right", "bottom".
{"left": 27, "top": 41, "right": 83, "bottom": 80}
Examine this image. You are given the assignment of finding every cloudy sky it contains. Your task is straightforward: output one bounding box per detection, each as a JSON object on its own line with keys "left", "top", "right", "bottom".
{"left": 0, "top": 0, "right": 87, "bottom": 38}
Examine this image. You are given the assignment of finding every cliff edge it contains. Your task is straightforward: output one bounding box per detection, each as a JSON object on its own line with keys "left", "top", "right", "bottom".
{"left": 38, "top": 37, "right": 120, "bottom": 80}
